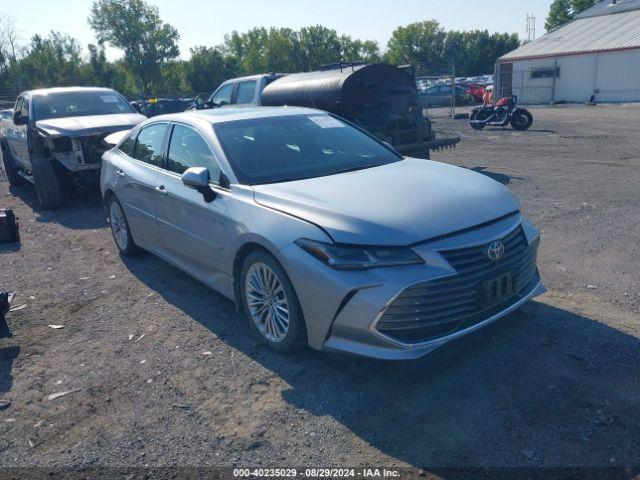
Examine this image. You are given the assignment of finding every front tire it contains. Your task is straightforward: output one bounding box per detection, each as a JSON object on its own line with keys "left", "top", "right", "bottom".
{"left": 469, "top": 110, "right": 486, "bottom": 130}
{"left": 107, "top": 196, "right": 139, "bottom": 256}
{"left": 240, "top": 250, "right": 306, "bottom": 353}
{"left": 32, "top": 157, "right": 63, "bottom": 209}
{"left": 1, "top": 143, "right": 26, "bottom": 186}
{"left": 511, "top": 109, "right": 533, "bottom": 131}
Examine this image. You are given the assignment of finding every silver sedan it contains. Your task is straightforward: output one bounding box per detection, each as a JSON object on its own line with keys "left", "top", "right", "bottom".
{"left": 100, "top": 107, "right": 545, "bottom": 360}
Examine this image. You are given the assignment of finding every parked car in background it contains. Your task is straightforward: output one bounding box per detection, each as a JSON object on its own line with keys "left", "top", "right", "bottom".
{"left": 420, "top": 85, "right": 475, "bottom": 107}
{"left": 101, "top": 106, "right": 544, "bottom": 360}
{"left": 0, "top": 109, "right": 13, "bottom": 137}
{"left": 131, "top": 97, "right": 194, "bottom": 118}
{"left": 0, "top": 87, "right": 145, "bottom": 208}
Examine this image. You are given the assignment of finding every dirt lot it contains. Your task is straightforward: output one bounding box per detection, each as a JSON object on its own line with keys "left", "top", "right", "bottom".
{"left": 1, "top": 105, "right": 639, "bottom": 473}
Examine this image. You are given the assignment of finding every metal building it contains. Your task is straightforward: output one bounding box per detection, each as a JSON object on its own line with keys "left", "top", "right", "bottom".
{"left": 496, "top": 0, "right": 640, "bottom": 104}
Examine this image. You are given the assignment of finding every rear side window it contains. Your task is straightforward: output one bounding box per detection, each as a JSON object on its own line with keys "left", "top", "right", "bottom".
{"left": 133, "top": 123, "right": 167, "bottom": 167}
{"left": 167, "top": 124, "right": 221, "bottom": 182}
{"left": 235, "top": 81, "right": 256, "bottom": 104}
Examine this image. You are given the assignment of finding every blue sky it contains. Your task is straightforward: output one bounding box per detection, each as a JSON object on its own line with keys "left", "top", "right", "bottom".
{"left": 4, "top": 0, "right": 553, "bottom": 59}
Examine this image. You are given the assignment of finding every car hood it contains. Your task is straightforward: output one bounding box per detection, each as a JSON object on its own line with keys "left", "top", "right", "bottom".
{"left": 252, "top": 158, "right": 519, "bottom": 245}
{"left": 35, "top": 113, "right": 146, "bottom": 137}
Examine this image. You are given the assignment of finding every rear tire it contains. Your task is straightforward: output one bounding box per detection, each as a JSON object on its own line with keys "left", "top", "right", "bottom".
{"left": 511, "top": 109, "right": 533, "bottom": 131}
{"left": 1, "top": 143, "right": 25, "bottom": 186}
{"left": 107, "top": 196, "right": 139, "bottom": 257}
{"left": 240, "top": 250, "right": 306, "bottom": 353}
{"left": 32, "top": 157, "right": 63, "bottom": 209}
{"left": 469, "top": 110, "right": 486, "bottom": 130}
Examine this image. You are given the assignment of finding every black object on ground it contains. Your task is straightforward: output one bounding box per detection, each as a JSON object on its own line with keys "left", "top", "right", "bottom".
{"left": 0, "top": 209, "right": 19, "bottom": 243}
{"left": 0, "top": 291, "right": 15, "bottom": 338}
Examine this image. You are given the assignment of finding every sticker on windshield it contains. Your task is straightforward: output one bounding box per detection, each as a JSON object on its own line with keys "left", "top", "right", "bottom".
{"left": 309, "top": 116, "right": 345, "bottom": 129}
{"left": 100, "top": 95, "right": 119, "bottom": 103}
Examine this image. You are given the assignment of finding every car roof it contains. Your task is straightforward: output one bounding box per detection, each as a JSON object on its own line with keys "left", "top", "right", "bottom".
{"left": 220, "top": 73, "right": 284, "bottom": 84}
{"left": 24, "top": 86, "right": 119, "bottom": 96}
{"left": 148, "top": 106, "right": 325, "bottom": 125}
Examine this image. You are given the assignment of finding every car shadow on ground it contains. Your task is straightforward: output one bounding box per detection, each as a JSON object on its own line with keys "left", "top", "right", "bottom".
{"left": 8, "top": 185, "right": 105, "bottom": 230}
{"left": 122, "top": 252, "right": 640, "bottom": 466}
{"left": 0, "top": 344, "right": 20, "bottom": 403}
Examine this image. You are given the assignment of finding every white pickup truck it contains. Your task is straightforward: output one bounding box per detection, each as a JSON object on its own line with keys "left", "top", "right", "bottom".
{"left": 0, "top": 87, "right": 145, "bottom": 209}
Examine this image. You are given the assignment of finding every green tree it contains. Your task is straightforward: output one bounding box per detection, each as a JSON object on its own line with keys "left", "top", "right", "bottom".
{"left": 296, "top": 26, "right": 342, "bottom": 70}
{"left": 221, "top": 25, "right": 379, "bottom": 76}
{"left": 184, "top": 46, "right": 239, "bottom": 93}
{"left": 546, "top": 0, "right": 573, "bottom": 30}
{"left": 19, "top": 32, "right": 87, "bottom": 88}
{"left": 384, "top": 20, "right": 447, "bottom": 74}
{"left": 88, "top": 0, "right": 180, "bottom": 94}
{"left": 385, "top": 21, "right": 518, "bottom": 76}
{"left": 571, "top": 0, "right": 596, "bottom": 14}
{"left": 546, "top": 0, "right": 595, "bottom": 31}
{"left": 339, "top": 36, "right": 381, "bottom": 64}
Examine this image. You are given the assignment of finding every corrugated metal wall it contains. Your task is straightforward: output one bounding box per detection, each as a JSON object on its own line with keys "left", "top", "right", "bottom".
{"left": 500, "top": 48, "right": 640, "bottom": 104}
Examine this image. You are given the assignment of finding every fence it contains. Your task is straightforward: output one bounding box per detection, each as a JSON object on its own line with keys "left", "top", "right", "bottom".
{"left": 0, "top": 88, "right": 19, "bottom": 109}
{"left": 416, "top": 74, "right": 458, "bottom": 118}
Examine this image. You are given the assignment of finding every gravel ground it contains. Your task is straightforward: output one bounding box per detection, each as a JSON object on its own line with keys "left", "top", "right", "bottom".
{"left": 0, "top": 105, "right": 639, "bottom": 473}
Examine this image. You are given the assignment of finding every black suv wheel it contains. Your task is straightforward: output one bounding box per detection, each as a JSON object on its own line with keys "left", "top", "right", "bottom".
{"left": 32, "top": 157, "right": 63, "bottom": 209}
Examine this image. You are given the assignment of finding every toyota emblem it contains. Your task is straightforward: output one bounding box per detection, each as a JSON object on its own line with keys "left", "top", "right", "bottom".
{"left": 487, "top": 240, "right": 505, "bottom": 261}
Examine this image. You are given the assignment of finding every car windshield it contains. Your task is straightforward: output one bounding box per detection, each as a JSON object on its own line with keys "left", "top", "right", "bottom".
{"left": 33, "top": 91, "right": 135, "bottom": 120}
{"left": 213, "top": 114, "right": 401, "bottom": 185}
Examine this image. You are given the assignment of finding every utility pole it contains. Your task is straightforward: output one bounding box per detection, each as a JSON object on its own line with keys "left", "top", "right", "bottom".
{"left": 526, "top": 14, "right": 536, "bottom": 42}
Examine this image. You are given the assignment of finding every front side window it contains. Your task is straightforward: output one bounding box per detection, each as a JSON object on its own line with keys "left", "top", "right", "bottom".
{"left": 167, "top": 124, "right": 221, "bottom": 182}
{"left": 20, "top": 97, "right": 29, "bottom": 117}
{"left": 119, "top": 131, "right": 136, "bottom": 156}
{"left": 235, "top": 81, "right": 257, "bottom": 104}
{"left": 214, "top": 114, "right": 401, "bottom": 185}
{"left": 133, "top": 123, "right": 167, "bottom": 167}
{"left": 33, "top": 90, "right": 135, "bottom": 120}
{"left": 14, "top": 98, "right": 23, "bottom": 118}
{"left": 210, "top": 84, "right": 234, "bottom": 107}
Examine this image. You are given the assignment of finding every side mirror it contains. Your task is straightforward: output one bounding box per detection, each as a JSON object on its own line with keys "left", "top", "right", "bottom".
{"left": 194, "top": 95, "right": 205, "bottom": 109}
{"left": 12, "top": 110, "right": 26, "bottom": 126}
{"left": 182, "top": 167, "right": 216, "bottom": 202}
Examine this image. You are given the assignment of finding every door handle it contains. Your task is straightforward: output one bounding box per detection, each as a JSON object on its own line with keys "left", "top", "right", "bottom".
{"left": 155, "top": 185, "right": 168, "bottom": 196}
{"left": 115, "top": 169, "right": 125, "bottom": 177}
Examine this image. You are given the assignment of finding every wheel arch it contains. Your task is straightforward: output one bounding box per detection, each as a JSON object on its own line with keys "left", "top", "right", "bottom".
{"left": 232, "top": 241, "right": 275, "bottom": 307}
{"left": 231, "top": 237, "right": 301, "bottom": 309}
{"left": 102, "top": 187, "right": 116, "bottom": 207}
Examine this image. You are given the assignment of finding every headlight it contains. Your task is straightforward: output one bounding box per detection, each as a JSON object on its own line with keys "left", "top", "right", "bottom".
{"left": 295, "top": 238, "right": 424, "bottom": 270}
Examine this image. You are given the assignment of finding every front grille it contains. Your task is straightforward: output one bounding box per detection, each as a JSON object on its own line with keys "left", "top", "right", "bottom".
{"left": 376, "top": 226, "right": 539, "bottom": 343}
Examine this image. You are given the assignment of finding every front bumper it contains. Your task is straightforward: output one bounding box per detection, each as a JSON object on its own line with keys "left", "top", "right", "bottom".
{"left": 280, "top": 213, "right": 545, "bottom": 360}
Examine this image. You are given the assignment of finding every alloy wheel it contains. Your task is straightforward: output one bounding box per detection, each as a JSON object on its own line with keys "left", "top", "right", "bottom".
{"left": 245, "top": 262, "right": 290, "bottom": 343}
{"left": 109, "top": 201, "right": 129, "bottom": 251}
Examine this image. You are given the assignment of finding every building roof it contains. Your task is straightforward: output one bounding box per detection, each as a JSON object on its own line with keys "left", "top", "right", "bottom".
{"left": 501, "top": 6, "right": 640, "bottom": 61}
{"left": 576, "top": 0, "right": 640, "bottom": 19}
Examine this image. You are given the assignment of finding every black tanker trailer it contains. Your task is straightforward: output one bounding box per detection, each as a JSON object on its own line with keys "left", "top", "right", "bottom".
{"left": 197, "top": 63, "right": 459, "bottom": 159}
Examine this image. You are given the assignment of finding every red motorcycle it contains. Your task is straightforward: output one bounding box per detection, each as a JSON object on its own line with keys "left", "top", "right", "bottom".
{"left": 469, "top": 95, "right": 533, "bottom": 131}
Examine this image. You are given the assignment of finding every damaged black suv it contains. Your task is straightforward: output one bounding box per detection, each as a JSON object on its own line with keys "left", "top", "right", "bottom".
{"left": 0, "top": 87, "right": 145, "bottom": 209}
